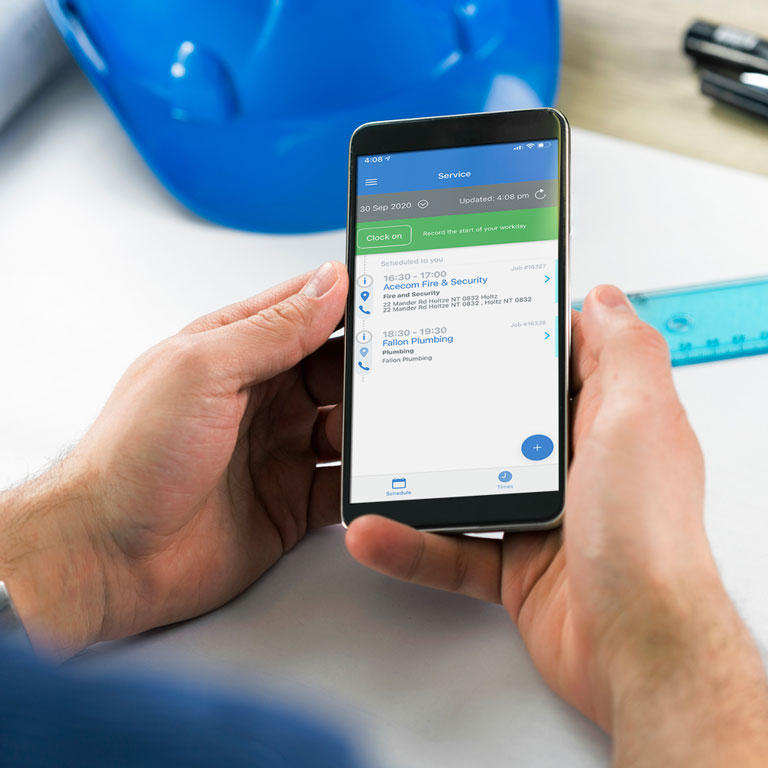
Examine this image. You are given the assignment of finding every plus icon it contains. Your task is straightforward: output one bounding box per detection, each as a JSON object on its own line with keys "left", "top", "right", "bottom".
{"left": 521, "top": 434, "right": 554, "bottom": 461}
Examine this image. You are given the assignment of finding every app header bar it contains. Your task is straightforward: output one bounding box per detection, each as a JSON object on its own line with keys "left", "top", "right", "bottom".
{"left": 357, "top": 140, "right": 558, "bottom": 196}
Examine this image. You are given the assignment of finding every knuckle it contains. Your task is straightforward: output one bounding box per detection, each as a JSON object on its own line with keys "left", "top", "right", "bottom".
{"left": 601, "top": 399, "right": 658, "bottom": 439}
{"left": 164, "top": 335, "right": 215, "bottom": 382}
{"left": 245, "top": 298, "right": 312, "bottom": 356}
{"left": 614, "top": 321, "right": 669, "bottom": 361}
{"left": 600, "top": 322, "right": 674, "bottom": 417}
{"left": 603, "top": 381, "right": 685, "bottom": 436}
{"left": 403, "top": 535, "right": 426, "bottom": 583}
{"left": 256, "top": 297, "right": 310, "bottom": 333}
{"left": 450, "top": 543, "right": 471, "bottom": 594}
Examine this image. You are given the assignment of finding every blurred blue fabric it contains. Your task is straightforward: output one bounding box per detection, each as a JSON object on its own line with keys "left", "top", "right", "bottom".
{"left": 0, "top": 644, "right": 362, "bottom": 767}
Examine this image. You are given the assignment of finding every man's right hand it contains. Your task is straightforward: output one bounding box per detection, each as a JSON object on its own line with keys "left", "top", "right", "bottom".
{"left": 347, "top": 285, "right": 768, "bottom": 765}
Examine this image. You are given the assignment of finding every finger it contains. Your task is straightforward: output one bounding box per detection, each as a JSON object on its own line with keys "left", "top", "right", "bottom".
{"left": 312, "top": 405, "right": 342, "bottom": 462}
{"left": 580, "top": 285, "right": 674, "bottom": 401}
{"left": 569, "top": 307, "right": 595, "bottom": 394}
{"left": 500, "top": 530, "right": 562, "bottom": 623}
{"left": 203, "top": 261, "right": 349, "bottom": 388}
{"left": 302, "top": 336, "right": 344, "bottom": 405}
{"left": 180, "top": 270, "right": 317, "bottom": 334}
{"left": 326, "top": 402, "right": 343, "bottom": 454}
{"left": 346, "top": 515, "right": 503, "bottom": 604}
{"left": 307, "top": 465, "right": 341, "bottom": 529}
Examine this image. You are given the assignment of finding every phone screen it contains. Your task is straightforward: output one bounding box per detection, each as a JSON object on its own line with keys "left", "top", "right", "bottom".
{"left": 345, "top": 132, "right": 565, "bottom": 521}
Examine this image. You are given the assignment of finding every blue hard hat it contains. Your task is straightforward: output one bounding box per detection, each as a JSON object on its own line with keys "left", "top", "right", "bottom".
{"left": 46, "top": 0, "right": 560, "bottom": 233}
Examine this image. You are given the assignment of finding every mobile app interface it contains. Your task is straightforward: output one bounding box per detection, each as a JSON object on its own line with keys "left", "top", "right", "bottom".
{"left": 350, "top": 141, "right": 560, "bottom": 504}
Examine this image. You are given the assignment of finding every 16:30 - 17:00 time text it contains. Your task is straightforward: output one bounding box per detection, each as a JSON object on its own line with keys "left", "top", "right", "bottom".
{"left": 384, "top": 271, "right": 447, "bottom": 281}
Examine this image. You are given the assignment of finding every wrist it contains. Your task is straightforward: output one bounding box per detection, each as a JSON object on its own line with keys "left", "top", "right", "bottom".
{"left": 603, "top": 574, "right": 768, "bottom": 763}
{"left": 0, "top": 456, "right": 111, "bottom": 658}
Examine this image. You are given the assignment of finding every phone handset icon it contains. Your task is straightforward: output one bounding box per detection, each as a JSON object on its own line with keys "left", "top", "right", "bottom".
{"left": 357, "top": 361, "right": 370, "bottom": 371}
{"left": 358, "top": 305, "right": 371, "bottom": 315}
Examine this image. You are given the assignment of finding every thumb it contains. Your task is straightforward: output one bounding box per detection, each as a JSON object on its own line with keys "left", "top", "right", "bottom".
{"left": 205, "top": 261, "right": 348, "bottom": 387}
{"left": 581, "top": 284, "right": 674, "bottom": 402}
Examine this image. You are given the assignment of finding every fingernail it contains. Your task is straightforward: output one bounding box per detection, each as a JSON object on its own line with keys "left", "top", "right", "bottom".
{"left": 301, "top": 262, "right": 338, "bottom": 298}
{"left": 595, "top": 285, "right": 635, "bottom": 314}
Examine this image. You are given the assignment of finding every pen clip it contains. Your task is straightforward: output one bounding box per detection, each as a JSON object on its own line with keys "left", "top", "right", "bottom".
{"left": 739, "top": 71, "right": 768, "bottom": 91}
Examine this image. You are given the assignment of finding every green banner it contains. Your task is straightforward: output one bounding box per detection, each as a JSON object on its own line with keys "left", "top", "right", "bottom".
{"left": 355, "top": 206, "right": 557, "bottom": 254}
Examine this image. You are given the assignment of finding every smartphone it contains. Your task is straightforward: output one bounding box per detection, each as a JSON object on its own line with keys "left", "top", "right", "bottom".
{"left": 341, "top": 109, "right": 570, "bottom": 532}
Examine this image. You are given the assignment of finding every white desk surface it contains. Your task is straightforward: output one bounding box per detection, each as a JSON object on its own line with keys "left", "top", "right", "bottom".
{"left": 2, "top": 68, "right": 768, "bottom": 767}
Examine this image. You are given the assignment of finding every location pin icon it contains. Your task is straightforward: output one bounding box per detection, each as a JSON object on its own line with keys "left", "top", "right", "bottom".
{"left": 360, "top": 347, "right": 369, "bottom": 357}
{"left": 361, "top": 291, "right": 370, "bottom": 302}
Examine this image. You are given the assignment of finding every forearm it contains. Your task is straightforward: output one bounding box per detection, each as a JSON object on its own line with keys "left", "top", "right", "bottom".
{"left": 0, "top": 457, "right": 110, "bottom": 658}
{"left": 608, "top": 580, "right": 768, "bottom": 767}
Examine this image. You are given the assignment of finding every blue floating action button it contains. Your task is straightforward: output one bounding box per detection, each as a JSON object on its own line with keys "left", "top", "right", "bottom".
{"left": 521, "top": 434, "right": 554, "bottom": 461}
{"left": 498, "top": 470, "right": 513, "bottom": 483}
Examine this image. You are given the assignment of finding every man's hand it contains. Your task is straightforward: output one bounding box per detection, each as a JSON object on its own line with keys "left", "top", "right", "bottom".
{"left": 0, "top": 262, "right": 348, "bottom": 658}
{"left": 347, "top": 285, "right": 768, "bottom": 764}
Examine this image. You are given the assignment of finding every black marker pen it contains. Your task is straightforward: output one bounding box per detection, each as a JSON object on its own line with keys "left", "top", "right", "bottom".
{"left": 684, "top": 20, "right": 768, "bottom": 75}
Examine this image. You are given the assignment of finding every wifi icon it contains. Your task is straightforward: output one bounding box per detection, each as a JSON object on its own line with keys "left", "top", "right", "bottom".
{"left": 526, "top": 143, "right": 535, "bottom": 149}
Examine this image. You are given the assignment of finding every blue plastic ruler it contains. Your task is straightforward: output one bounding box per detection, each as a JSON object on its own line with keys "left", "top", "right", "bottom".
{"left": 574, "top": 277, "right": 768, "bottom": 367}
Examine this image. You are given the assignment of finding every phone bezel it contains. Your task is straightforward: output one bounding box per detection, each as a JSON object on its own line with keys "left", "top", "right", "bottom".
{"left": 341, "top": 109, "right": 570, "bottom": 532}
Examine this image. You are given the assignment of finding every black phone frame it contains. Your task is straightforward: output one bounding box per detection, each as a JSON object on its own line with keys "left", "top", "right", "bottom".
{"left": 341, "top": 109, "right": 570, "bottom": 532}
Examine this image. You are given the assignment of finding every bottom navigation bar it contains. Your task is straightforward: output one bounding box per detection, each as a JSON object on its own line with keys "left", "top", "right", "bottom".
{"left": 351, "top": 463, "right": 558, "bottom": 504}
